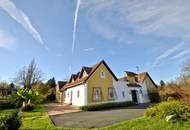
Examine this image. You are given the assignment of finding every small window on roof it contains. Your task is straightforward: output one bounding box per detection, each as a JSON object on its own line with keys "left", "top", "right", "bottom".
{"left": 100, "top": 71, "right": 106, "bottom": 78}
{"left": 82, "top": 71, "right": 88, "bottom": 78}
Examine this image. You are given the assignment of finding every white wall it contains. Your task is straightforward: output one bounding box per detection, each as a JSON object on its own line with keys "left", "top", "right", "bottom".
{"left": 114, "top": 79, "right": 150, "bottom": 104}
{"left": 140, "top": 82, "right": 150, "bottom": 103}
{"left": 64, "top": 83, "right": 87, "bottom": 106}
{"left": 113, "top": 79, "right": 131, "bottom": 102}
{"left": 128, "top": 82, "right": 150, "bottom": 103}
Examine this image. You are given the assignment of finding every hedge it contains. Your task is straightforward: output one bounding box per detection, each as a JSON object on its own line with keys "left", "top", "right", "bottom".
{"left": 0, "top": 100, "right": 15, "bottom": 110}
{"left": 0, "top": 110, "right": 21, "bottom": 130}
{"left": 81, "top": 101, "right": 135, "bottom": 111}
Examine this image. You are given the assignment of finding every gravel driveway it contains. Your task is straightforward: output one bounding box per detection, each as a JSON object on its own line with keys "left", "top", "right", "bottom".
{"left": 50, "top": 103, "right": 150, "bottom": 129}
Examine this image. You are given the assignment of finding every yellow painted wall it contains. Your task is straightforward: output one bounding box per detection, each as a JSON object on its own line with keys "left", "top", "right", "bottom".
{"left": 87, "top": 64, "right": 114, "bottom": 103}
{"left": 145, "top": 76, "right": 157, "bottom": 93}
{"left": 126, "top": 74, "right": 136, "bottom": 82}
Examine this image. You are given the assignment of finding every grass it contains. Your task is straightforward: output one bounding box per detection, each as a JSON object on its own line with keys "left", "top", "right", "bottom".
{"left": 2, "top": 105, "right": 190, "bottom": 130}
{"left": 0, "top": 108, "right": 14, "bottom": 117}
{"left": 20, "top": 105, "right": 63, "bottom": 130}
{"left": 98, "top": 117, "right": 190, "bottom": 130}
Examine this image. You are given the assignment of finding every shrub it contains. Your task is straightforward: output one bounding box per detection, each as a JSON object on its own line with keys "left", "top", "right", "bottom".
{"left": 21, "top": 104, "right": 35, "bottom": 112}
{"left": 0, "top": 110, "right": 21, "bottom": 130}
{"left": 148, "top": 92, "right": 160, "bottom": 103}
{"left": 0, "top": 100, "right": 15, "bottom": 109}
{"left": 145, "top": 100, "right": 190, "bottom": 121}
{"left": 10, "top": 89, "right": 44, "bottom": 108}
{"left": 81, "top": 101, "right": 135, "bottom": 111}
{"left": 167, "top": 96, "right": 176, "bottom": 101}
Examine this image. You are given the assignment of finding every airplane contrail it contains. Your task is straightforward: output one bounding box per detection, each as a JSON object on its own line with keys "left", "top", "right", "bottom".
{"left": 0, "top": 0, "right": 49, "bottom": 51}
{"left": 72, "top": 0, "right": 81, "bottom": 54}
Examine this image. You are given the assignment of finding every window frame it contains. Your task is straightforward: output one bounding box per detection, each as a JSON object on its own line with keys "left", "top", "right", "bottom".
{"left": 100, "top": 70, "right": 106, "bottom": 79}
{"left": 67, "top": 92, "right": 69, "bottom": 98}
{"left": 108, "top": 87, "right": 117, "bottom": 100}
{"left": 122, "top": 91, "right": 125, "bottom": 98}
{"left": 92, "top": 87, "right": 102, "bottom": 101}
{"left": 77, "top": 90, "right": 80, "bottom": 98}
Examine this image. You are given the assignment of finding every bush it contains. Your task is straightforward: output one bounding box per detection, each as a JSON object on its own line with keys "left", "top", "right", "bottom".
{"left": 10, "top": 89, "right": 44, "bottom": 107}
{"left": 0, "top": 100, "right": 15, "bottom": 109}
{"left": 81, "top": 101, "right": 135, "bottom": 111}
{"left": 21, "top": 104, "right": 35, "bottom": 112}
{"left": 46, "top": 92, "right": 56, "bottom": 101}
{"left": 0, "top": 110, "right": 21, "bottom": 130}
{"left": 148, "top": 92, "right": 160, "bottom": 103}
{"left": 167, "top": 96, "right": 176, "bottom": 101}
{"left": 145, "top": 100, "right": 190, "bottom": 121}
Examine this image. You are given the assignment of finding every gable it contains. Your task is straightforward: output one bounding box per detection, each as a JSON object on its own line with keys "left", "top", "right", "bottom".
{"left": 86, "top": 60, "right": 118, "bottom": 82}
{"left": 144, "top": 74, "right": 157, "bottom": 93}
{"left": 87, "top": 63, "right": 115, "bottom": 103}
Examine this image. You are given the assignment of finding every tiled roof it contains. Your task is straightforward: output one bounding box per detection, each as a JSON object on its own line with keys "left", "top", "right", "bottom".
{"left": 119, "top": 72, "right": 147, "bottom": 83}
{"left": 57, "top": 81, "right": 67, "bottom": 91}
{"left": 125, "top": 71, "right": 137, "bottom": 75}
{"left": 119, "top": 71, "right": 157, "bottom": 88}
{"left": 137, "top": 72, "right": 147, "bottom": 82}
{"left": 82, "top": 66, "right": 92, "bottom": 74}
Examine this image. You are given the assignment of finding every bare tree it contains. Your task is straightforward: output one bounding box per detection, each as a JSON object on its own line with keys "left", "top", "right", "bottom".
{"left": 14, "top": 59, "right": 43, "bottom": 89}
{"left": 180, "top": 60, "right": 190, "bottom": 86}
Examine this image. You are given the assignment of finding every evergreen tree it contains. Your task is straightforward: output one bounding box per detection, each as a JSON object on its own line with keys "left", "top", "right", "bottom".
{"left": 46, "top": 77, "right": 56, "bottom": 88}
{"left": 160, "top": 80, "right": 165, "bottom": 87}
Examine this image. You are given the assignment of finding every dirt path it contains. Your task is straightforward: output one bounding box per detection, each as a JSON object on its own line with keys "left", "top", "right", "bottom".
{"left": 44, "top": 103, "right": 81, "bottom": 116}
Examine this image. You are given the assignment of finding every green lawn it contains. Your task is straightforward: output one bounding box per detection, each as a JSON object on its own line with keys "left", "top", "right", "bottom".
{"left": 20, "top": 105, "right": 63, "bottom": 130}
{"left": 0, "top": 108, "right": 14, "bottom": 117}
{"left": 19, "top": 105, "right": 85, "bottom": 130}
{"left": 2, "top": 105, "right": 190, "bottom": 130}
{"left": 98, "top": 117, "right": 190, "bottom": 130}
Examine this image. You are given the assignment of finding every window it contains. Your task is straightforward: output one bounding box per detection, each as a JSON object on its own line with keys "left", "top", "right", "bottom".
{"left": 67, "top": 92, "right": 69, "bottom": 98}
{"left": 122, "top": 91, "right": 125, "bottom": 98}
{"left": 77, "top": 90, "right": 80, "bottom": 98}
{"left": 100, "top": 71, "right": 106, "bottom": 78}
{"left": 64, "top": 92, "right": 66, "bottom": 98}
{"left": 108, "top": 88, "right": 117, "bottom": 100}
{"left": 93, "top": 88, "right": 102, "bottom": 101}
{"left": 82, "top": 71, "right": 88, "bottom": 78}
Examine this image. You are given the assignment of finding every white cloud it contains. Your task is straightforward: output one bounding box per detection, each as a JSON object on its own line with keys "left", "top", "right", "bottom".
{"left": 0, "top": 29, "right": 16, "bottom": 49}
{"left": 172, "top": 48, "right": 190, "bottom": 60}
{"left": 81, "top": 0, "right": 190, "bottom": 64}
{"left": 84, "top": 47, "right": 95, "bottom": 52}
{"left": 153, "top": 42, "right": 186, "bottom": 66}
{"left": 72, "top": 0, "right": 81, "bottom": 54}
{"left": 82, "top": 0, "right": 190, "bottom": 37}
{"left": 0, "top": 0, "right": 49, "bottom": 50}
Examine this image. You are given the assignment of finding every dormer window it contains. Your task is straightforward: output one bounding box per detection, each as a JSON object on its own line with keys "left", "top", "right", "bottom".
{"left": 100, "top": 71, "right": 106, "bottom": 78}
{"left": 82, "top": 71, "right": 88, "bottom": 78}
{"left": 72, "top": 78, "right": 75, "bottom": 82}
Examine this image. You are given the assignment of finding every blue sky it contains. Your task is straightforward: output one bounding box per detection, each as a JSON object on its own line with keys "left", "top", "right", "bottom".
{"left": 0, "top": 0, "right": 190, "bottom": 83}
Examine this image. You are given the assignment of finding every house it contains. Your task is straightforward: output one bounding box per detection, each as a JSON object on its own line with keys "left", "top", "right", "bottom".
{"left": 56, "top": 60, "right": 157, "bottom": 106}
{"left": 119, "top": 71, "right": 157, "bottom": 103}
{"left": 56, "top": 81, "right": 67, "bottom": 103}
